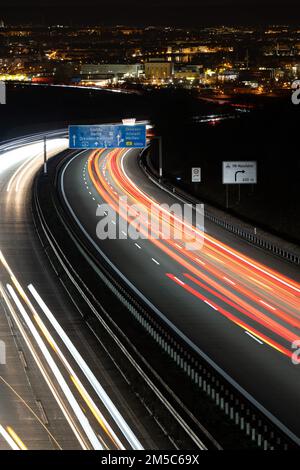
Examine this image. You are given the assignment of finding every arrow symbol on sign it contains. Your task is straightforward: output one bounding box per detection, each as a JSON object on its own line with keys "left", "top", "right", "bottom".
{"left": 73, "top": 134, "right": 76, "bottom": 147}
{"left": 235, "top": 170, "right": 245, "bottom": 182}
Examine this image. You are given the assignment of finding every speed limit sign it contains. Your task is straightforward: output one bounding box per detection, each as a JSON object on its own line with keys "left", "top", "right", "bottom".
{"left": 192, "top": 167, "right": 201, "bottom": 182}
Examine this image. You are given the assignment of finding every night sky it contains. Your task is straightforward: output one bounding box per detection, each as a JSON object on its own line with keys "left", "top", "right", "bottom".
{"left": 1, "top": 0, "right": 300, "bottom": 26}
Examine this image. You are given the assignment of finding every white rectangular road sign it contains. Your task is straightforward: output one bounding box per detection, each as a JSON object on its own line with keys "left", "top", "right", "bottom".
{"left": 222, "top": 161, "right": 257, "bottom": 184}
{"left": 192, "top": 167, "right": 201, "bottom": 182}
{"left": 0, "top": 81, "right": 6, "bottom": 104}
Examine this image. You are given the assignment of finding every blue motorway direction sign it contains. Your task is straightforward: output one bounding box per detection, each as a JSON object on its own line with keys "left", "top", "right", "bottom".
{"left": 69, "top": 124, "right": 146, "bottom": 149}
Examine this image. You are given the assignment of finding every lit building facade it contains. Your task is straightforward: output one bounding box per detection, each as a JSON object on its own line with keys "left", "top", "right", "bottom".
{"left": 144, "top": 61, "right": 174, "bottom": 80}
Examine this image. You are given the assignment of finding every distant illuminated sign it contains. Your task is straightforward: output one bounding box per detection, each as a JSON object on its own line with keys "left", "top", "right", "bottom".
{"left": 69, "top": 124, "right": 146, "bottom": 149}
{"left": 222, "top": 161, "right": 257, "bottom": 184}
{"left": 192, "top": 167, "right": 201, "bottom": 182}
{"left": 122, "top": 118, "right": 136, "bottom": 126}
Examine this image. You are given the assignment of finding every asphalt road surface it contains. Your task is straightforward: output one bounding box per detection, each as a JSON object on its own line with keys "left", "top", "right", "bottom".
{"left": 61, "top": 146, "right": 300, "bottom": 445}
{"left": 0, "top": 135, "right": 169, "bottom": 450}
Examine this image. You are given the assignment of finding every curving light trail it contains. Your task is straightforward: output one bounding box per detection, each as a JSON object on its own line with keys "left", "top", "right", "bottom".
{"left": 86, "top": 148, "right": 300, "bottom": 361}
{"left": 0, "top": 137, "right": 144, "bottom": 450}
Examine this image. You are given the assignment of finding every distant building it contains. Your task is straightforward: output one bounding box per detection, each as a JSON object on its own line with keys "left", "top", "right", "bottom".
{"left": 174, "top": 64, "right": 203, "bottom": 80}
{"left": 239, "top": 68, "right": 275, "bottom": 84}
{"left": 80, "top": 64, "right": 143, "bottom": 80}
{"left": 144, "top": 61, "right": 174, "bottom": 80}
{"left": 217, "top": 69, "right": 239, "bottom": 82}
{"left": 292, "top": 64, "right": 300, "bottom": 78}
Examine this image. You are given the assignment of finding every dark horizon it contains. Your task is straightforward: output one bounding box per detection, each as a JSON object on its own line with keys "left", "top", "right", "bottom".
{"left": 1, "top": 1, "right": 300, "bottom": 27}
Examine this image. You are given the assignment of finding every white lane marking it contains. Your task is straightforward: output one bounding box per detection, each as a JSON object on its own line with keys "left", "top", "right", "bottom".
{"left": 195, "top": 258, "right": 206, "bottom": 266}
{"left": 121, "top": 231, "right": 127, "bottom": 237}
{"left": 111, "top": 220, "right": 116, "bottom": 225}
{"left": 206, "top": 253, "right": 225, "bottom": 264}
{"left": 134, "top": 243, "right": 142, "bottom": 249}
{"left": 174, "top": 276, "right": 185, "bottom": 286}
{"left": 151, "top": 258, "right": 160, "bottom": 265}
{"left": 60, "top": 153, "right": 289, "bottom": 450}
{"left": 245, "top": 331, "right": 264, "bottom": 345}
{"left": 259, "top": 300, "right": 276, "bottom": 311}
{"left": 223, "top": 277, "right": 236, "bottom": 286}
{"left": 120, "top": 151, "right": 300, "bottom": 295}
{"left": 204, "top": 300, "right": 218, "bottom": 311}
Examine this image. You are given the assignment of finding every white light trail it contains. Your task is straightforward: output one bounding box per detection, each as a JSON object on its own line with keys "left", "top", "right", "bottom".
{"left": 0, "top": 425, "right": 20, "bottom": 450}
{"left": 0, "top": 282, "right": 86, "bottom": 450}
{"left": 0, "top": 139, "right": 68, "bottom": 176}
{"left": 6, "top": 284, "right": 104, "bottom": 451}
{"left": 28, "top": 284, "right": 144, "bottom": 450}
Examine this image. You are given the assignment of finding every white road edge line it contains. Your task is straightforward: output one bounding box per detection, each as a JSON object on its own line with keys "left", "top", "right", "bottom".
{"left": 204, "top": 300, "right": 218, "bottom": 311}
{"left": 245, "top": 331, "right": 264, "bottom": 345}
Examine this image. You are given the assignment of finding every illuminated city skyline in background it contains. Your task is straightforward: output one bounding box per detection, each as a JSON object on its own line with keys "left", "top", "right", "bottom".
{"left": 0, "top": 0, "right": 300, "bottom": 459}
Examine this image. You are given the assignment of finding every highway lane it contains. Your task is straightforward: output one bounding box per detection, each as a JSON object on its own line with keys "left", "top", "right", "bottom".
{"left": 0, "top": 136, "right": 165, "bottom": 450}
{"left": 61, "top": 147, "right": 300, "bottom": 444}
{"left": 0, "top": 138, "right": 78, "bottom": 450}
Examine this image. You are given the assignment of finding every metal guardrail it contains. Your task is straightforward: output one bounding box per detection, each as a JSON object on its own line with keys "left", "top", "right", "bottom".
{"left": 137, "top": 149, "right": 300, "bottom": 449}
{"left": 204, "top": 211, "right": 300, "bottom": 265}
{"left": 32, "top": 148, "right": 300, "bottom": 450}
{"left": 32, "top": 155, "right": 216, "bottom": 450}
{"left": 140, "top": 147, "right": 300, "bottom": 266}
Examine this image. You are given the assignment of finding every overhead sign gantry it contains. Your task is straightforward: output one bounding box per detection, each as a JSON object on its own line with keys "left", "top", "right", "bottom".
{"left": 69, "top": 124, "right": 146, "bottom": 149}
